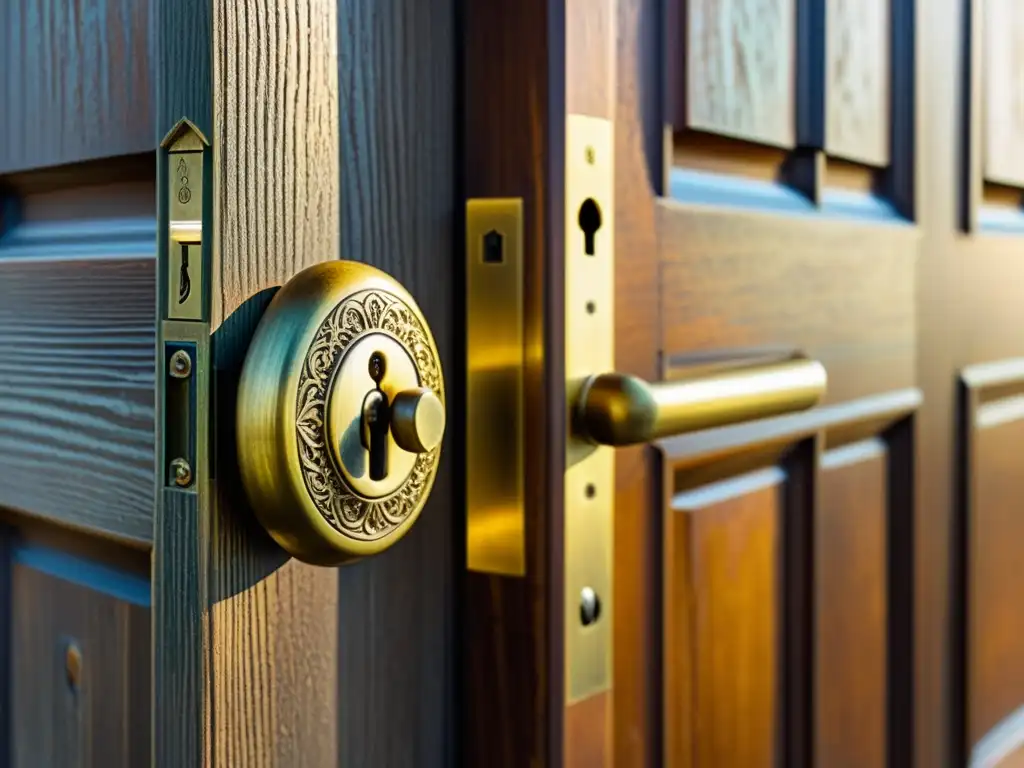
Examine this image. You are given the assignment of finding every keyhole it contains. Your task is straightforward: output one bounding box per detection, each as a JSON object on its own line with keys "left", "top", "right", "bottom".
{"left": 178, "top": 242, "right": 194, "bottom": 304}
{"left": 577, "top": 198, "right": 602, "bottom": 255}
{"left": 361, "top": 352, "right": 390, "bottom": 481}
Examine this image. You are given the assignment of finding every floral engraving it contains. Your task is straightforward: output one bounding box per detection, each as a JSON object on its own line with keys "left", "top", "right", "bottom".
{"left": 296, "top": 289, "right": 442, "bottom": 540}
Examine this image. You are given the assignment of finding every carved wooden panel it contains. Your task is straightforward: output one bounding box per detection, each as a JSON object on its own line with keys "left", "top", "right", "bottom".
{"left": 0, "top": 174, "right": 156, "bottom": 543}
{"left": 962, "top": 361, "right": 1024, "bottom": 755}
{"left": 982, "top": 0, "right": 1024, "bottom": 187}
{"left": 665, "top": 468, "right": 783, "bottom": 768}
{"left": 825, "top": 0, "right": 891, "bottom": 165}
{"left": 816, "top": 439, "right": 888, "bottom": 768}
{"left": 685, "top": 0, "right": 796, "bottom": 147}
{"left": 660, "top": 389, "right": 917, "bottom": 768}
{"left": 10, "top": 547, "right": 150, "bottom": 767}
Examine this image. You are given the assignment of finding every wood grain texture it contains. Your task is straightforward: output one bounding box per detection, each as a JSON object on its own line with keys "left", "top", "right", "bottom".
{"left": 685, "top": 0, "right": 796, "bottom": 147}
{"left": 612, "top": 0, "right": 664, "bottom": 761}
{"left": 152, "top": 489, "right": 203, "bottom": 767}
{"left": 665, "top": 469, "right": 782, "bottom": 768}
{"left": 0, "top": 0, "right": 155, "bottom": 173}
{"left": 0, "top": 253, "right": 155, "bottom": 543}
{"left": 825, "top": 0, "right": 891, "bottom": 165}
{"left": 659, "top": 206, "right": 918, "bottom": 405}
{"left": 10, "top": 558, "right": 150, "bottom": 767}
{"left": 204, "top": 0, "right": 341, "bottom": 765}
{"left": 463, "top": 0, "right": 564, "bottom": 765}
{"left": 335, "top": 2, "right": 456, "bottom": 763}
{"left": 0, "top": 528, "right": 10, "bottom": 764}
{"left": 567, "top": 0, "right": 615, "bottom": 117}
{"left": 816, "top": 439, "right": 888, "bottom": 768}
{"left": 982, "top": 0, "right": 1024, "bottom": 187}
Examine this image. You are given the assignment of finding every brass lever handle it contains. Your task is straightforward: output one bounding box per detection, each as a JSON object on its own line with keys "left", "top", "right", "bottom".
{"left": 574, "top": 358, "right": 827, "bottom": 446}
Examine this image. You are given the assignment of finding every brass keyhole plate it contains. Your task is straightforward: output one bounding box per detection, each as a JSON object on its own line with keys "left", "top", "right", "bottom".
{"left": 326, "top": 333, "right": 420, "bottom": 499}
{"left": 236, "top": 260, "right": 445, "bottom": 566}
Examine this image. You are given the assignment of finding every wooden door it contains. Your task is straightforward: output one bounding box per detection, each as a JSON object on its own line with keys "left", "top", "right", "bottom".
{"left": 0, "top": 0, "right": 457, "bottom": 765}
{"left": 460, "top": 0, "right": 1023, "bottom": 767}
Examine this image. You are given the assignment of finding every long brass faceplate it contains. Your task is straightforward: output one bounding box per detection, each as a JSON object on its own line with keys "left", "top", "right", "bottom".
{"left": 565, "top": 115, "right": 614, "bottom": 703}
{"left": 465, "top": 199, "right": 526, "bottom": 575}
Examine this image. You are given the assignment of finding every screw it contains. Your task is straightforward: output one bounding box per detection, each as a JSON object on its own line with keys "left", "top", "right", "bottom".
{"left": 585, "top": 146, "right": 596, "bottom": 164}
{"left": 170, "top": 457, "right": 193, "bottom": 487}
{"left": 580, "top": 586, "right": 601, "bottom": 626}
{"left": 65, "top": 641, "right": 82, "bottom": 689}
{"left": 169, "top": 349, "right": 192, "bottom": 379}
{"left": 585, "top": 483, "right": 596, "bottom": 499}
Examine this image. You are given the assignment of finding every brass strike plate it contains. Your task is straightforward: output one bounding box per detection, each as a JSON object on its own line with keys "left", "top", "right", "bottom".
{"left": 565, "top": 115, "right": 614, "bottom": 703}
{"left": 162, "top": 118, "right": 207, "bottom": 321}
{"left": 465, "top": 198, "right": 526, "bottom": 576}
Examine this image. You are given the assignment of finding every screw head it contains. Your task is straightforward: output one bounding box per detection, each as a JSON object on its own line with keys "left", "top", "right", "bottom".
{"left": 170, "top": 457, "right": 193, "bottom": 488}
{"left": 65, "top": 641, "right": 82, "bottom": 689}
{"left": 580, "top": 586, "right": 601, "bottom": 626}
{"left": 169, "top": 349, "right": 192, "bottom": 379}
{"left": 585, "top": 146, "right": 596, "bottom": 164}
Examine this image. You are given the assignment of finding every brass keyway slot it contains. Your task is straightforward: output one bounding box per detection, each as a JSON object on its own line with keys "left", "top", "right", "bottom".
{"left": 361, "top": 351, "right": 392, "bottom": 481}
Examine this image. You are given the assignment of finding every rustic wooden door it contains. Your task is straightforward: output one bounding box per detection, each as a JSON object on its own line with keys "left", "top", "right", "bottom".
{"left": 460, "top": 0, "right": 1024, "bottom": 766}
{"left": 0, "top": 0, "right": 457, "bottom": 765}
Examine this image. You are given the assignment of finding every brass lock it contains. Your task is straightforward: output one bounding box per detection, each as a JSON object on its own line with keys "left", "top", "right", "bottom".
{"left": 236, "top": 261, "right": 446, "bottom": 565}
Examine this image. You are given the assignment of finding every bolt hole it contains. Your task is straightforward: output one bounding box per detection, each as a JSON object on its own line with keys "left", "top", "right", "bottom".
{"left": 585, "top": 483, "right": 596, "bottom": 499}
{"left": 585, "top": 301, "right": 596, "bottom": 314}
{"left": 577, "top": 198, "right": 602, "bottom": 256}
{"left": 580, "top": 587, "right": 601, "bottom": 626}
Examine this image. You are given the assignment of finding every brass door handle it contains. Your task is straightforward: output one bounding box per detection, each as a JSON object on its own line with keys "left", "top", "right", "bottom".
{"left": 573, "top": 358, "right": 827, "bottom": 446}
{"left": 236, "top": 261, "right": 446, "bottom": 566}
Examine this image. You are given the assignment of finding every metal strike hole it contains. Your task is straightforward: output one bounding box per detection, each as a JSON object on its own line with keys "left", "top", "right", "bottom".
{"left": 580, "top": 587, "right": 601, "bottom": 626}
{"left": 585, "top": 483, "right": 596, "bottom": 499}
{"left": 585, "top": 301, "right": 596, "bottom": 315}
{"left": 577, "top": 198, "right": 602, "bottom": 256}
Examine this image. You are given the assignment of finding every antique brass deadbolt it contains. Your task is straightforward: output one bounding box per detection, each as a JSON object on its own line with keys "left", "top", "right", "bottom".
{"left": 236, "top": 261, "right": 446, "bottom": 565}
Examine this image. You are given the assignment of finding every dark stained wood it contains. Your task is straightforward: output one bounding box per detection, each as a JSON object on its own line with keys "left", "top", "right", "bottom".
{"left": 658, "top": 209, "right": 917, "bottom": 405}
{"left": 0, "top": 246, "right": 155, "bottom": 543}
{"left": 462, "top": 0, "right": 565, "bottom": 765}
{"left": 152, "top": 489, "right": 203, "bottom": 767}
{"left": 612, "top": 0, "right": 664, "bottom": 761}
{"left": 0, "top": 527, "right": 10, "bottom": 765}
{"left": 335, "top": 0, "right": 456, "bottom": 762}
{"left": 816, "top": 439, "right": 888, "bottom": 768}
{"left": 10, "top": 550, "right": 150, "bottom": 768}
{"left": 0, "top": 0, "right": 155, "bottom": 174}
{"left": 664, "top": 468, "right": 783, "bottom": 768}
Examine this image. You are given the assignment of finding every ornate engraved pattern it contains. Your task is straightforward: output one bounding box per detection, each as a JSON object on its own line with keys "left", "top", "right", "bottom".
{"left": 296, "top": 289, "right": 442, "bottom": 540}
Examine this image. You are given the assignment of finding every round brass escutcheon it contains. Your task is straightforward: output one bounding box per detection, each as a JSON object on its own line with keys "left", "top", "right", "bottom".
{"left": 236, "top": 261, "right": 446, "bottom": 566}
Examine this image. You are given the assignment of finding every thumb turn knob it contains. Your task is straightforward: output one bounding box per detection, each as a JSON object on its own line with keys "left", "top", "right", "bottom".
{"left": 390, "top": 388, "right": 446, "bottom": 454}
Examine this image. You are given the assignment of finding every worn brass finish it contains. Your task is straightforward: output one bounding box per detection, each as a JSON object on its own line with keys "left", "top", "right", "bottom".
{"left": 325, "top": 333, "right": 422, "bottom": 500}
{"left": 236, "top": 261, "right": 446, "bottom": 566}
{"left": 466, "top": 198, "right": 526, "bottom": 576}
{"left": 170, "top": 457, "right": 193, "bottom": 488}
{"left": 564, "top": 115, "right": 615, "bottom": 704}
{"left": 162, "top": 118, "right": 207, "bottom": 322}
{"left": 390, "top": 388, "right": 446, "bottom": 454}
{"left": 576, "top": 359, "right": 828, "bottom": 446}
